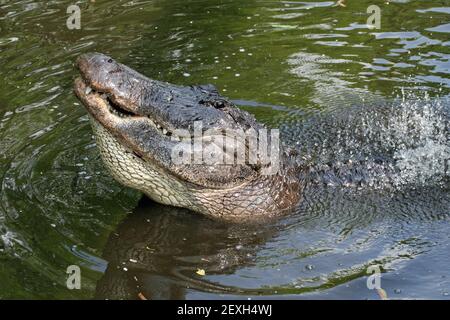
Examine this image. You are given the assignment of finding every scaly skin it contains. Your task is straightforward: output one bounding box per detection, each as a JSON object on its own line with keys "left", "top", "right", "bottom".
{"left": 74, "top": 53, "right": 303, "bottom": 221}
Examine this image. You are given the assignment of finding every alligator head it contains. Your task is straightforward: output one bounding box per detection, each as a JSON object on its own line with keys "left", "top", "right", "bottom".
{"left": 74, "top": 53, "right": 301, "bottom": 221}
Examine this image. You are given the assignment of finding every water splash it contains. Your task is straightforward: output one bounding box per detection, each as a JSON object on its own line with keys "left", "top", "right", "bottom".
{"left": 294, "top": 92, "right": 450, "bottom": 190}
{"left": 0, "top": 229, "right": 30, "bottom": 256}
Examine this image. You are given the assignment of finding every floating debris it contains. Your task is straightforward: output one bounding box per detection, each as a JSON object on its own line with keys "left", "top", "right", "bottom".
{"left": 138, "top": 292, "right": 148, "bottom": 300}
{"left": 196, "top": 269, "right": 206, "bottom": 276}
{"left": 377, "top": 288, "right": 388, "bottom": 300}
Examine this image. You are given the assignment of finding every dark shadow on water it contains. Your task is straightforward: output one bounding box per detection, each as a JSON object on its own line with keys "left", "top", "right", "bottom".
{"left": 95, "top": 197, "right": 278, "bottom": 300}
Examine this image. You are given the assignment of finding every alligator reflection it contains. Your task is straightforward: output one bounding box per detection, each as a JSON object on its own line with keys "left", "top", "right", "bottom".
{"left": 95, "top": 197, "right": 277, "bottom": 300}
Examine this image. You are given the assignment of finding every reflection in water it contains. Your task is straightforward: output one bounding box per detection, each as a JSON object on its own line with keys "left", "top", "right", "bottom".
{"left": 96, "top": 198, "right": 279, "bottom": 300}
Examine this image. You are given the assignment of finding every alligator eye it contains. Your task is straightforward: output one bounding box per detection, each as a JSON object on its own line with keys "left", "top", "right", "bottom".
{"left": 107, "top": 58, "right": 113, "bottom": 63}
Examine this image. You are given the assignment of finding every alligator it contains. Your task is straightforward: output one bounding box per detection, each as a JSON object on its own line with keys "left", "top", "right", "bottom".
{"left": 73, "top": 54, "right": 450, "bottom": 299}
{"left": 73, "top": 53, "right": 450, "bottom": 222}
{"left": 74, "top": 53, "right": 304, "bottom": 221}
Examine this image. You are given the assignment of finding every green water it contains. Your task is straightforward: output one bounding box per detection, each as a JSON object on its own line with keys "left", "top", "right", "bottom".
{"left": 0, "top": 0, "right": 449, "bottom": 299}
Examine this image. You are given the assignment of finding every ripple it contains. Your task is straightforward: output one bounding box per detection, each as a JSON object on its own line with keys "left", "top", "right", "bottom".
{"left": 427, "top": 23, "right": 450, "bottom": 34}
{"left": 417, "top": 7, "right": 450, "bottom": 14}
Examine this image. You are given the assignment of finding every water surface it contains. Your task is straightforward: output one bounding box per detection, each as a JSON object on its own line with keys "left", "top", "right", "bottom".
{"left": 0, "top": 0, "right": 449, "bottom": 299}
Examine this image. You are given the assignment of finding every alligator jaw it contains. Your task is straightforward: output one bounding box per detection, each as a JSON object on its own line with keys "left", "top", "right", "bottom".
{"left": 73, "top": 76, "right": 176, "bottom": 141}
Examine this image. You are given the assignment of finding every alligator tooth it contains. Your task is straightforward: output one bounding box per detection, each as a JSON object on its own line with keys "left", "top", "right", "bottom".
{"left": 85, "top": 86, "right": 92, "bottom": 95}
{"left": 162, "top": 128, "right": 168, "bottom": 135}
